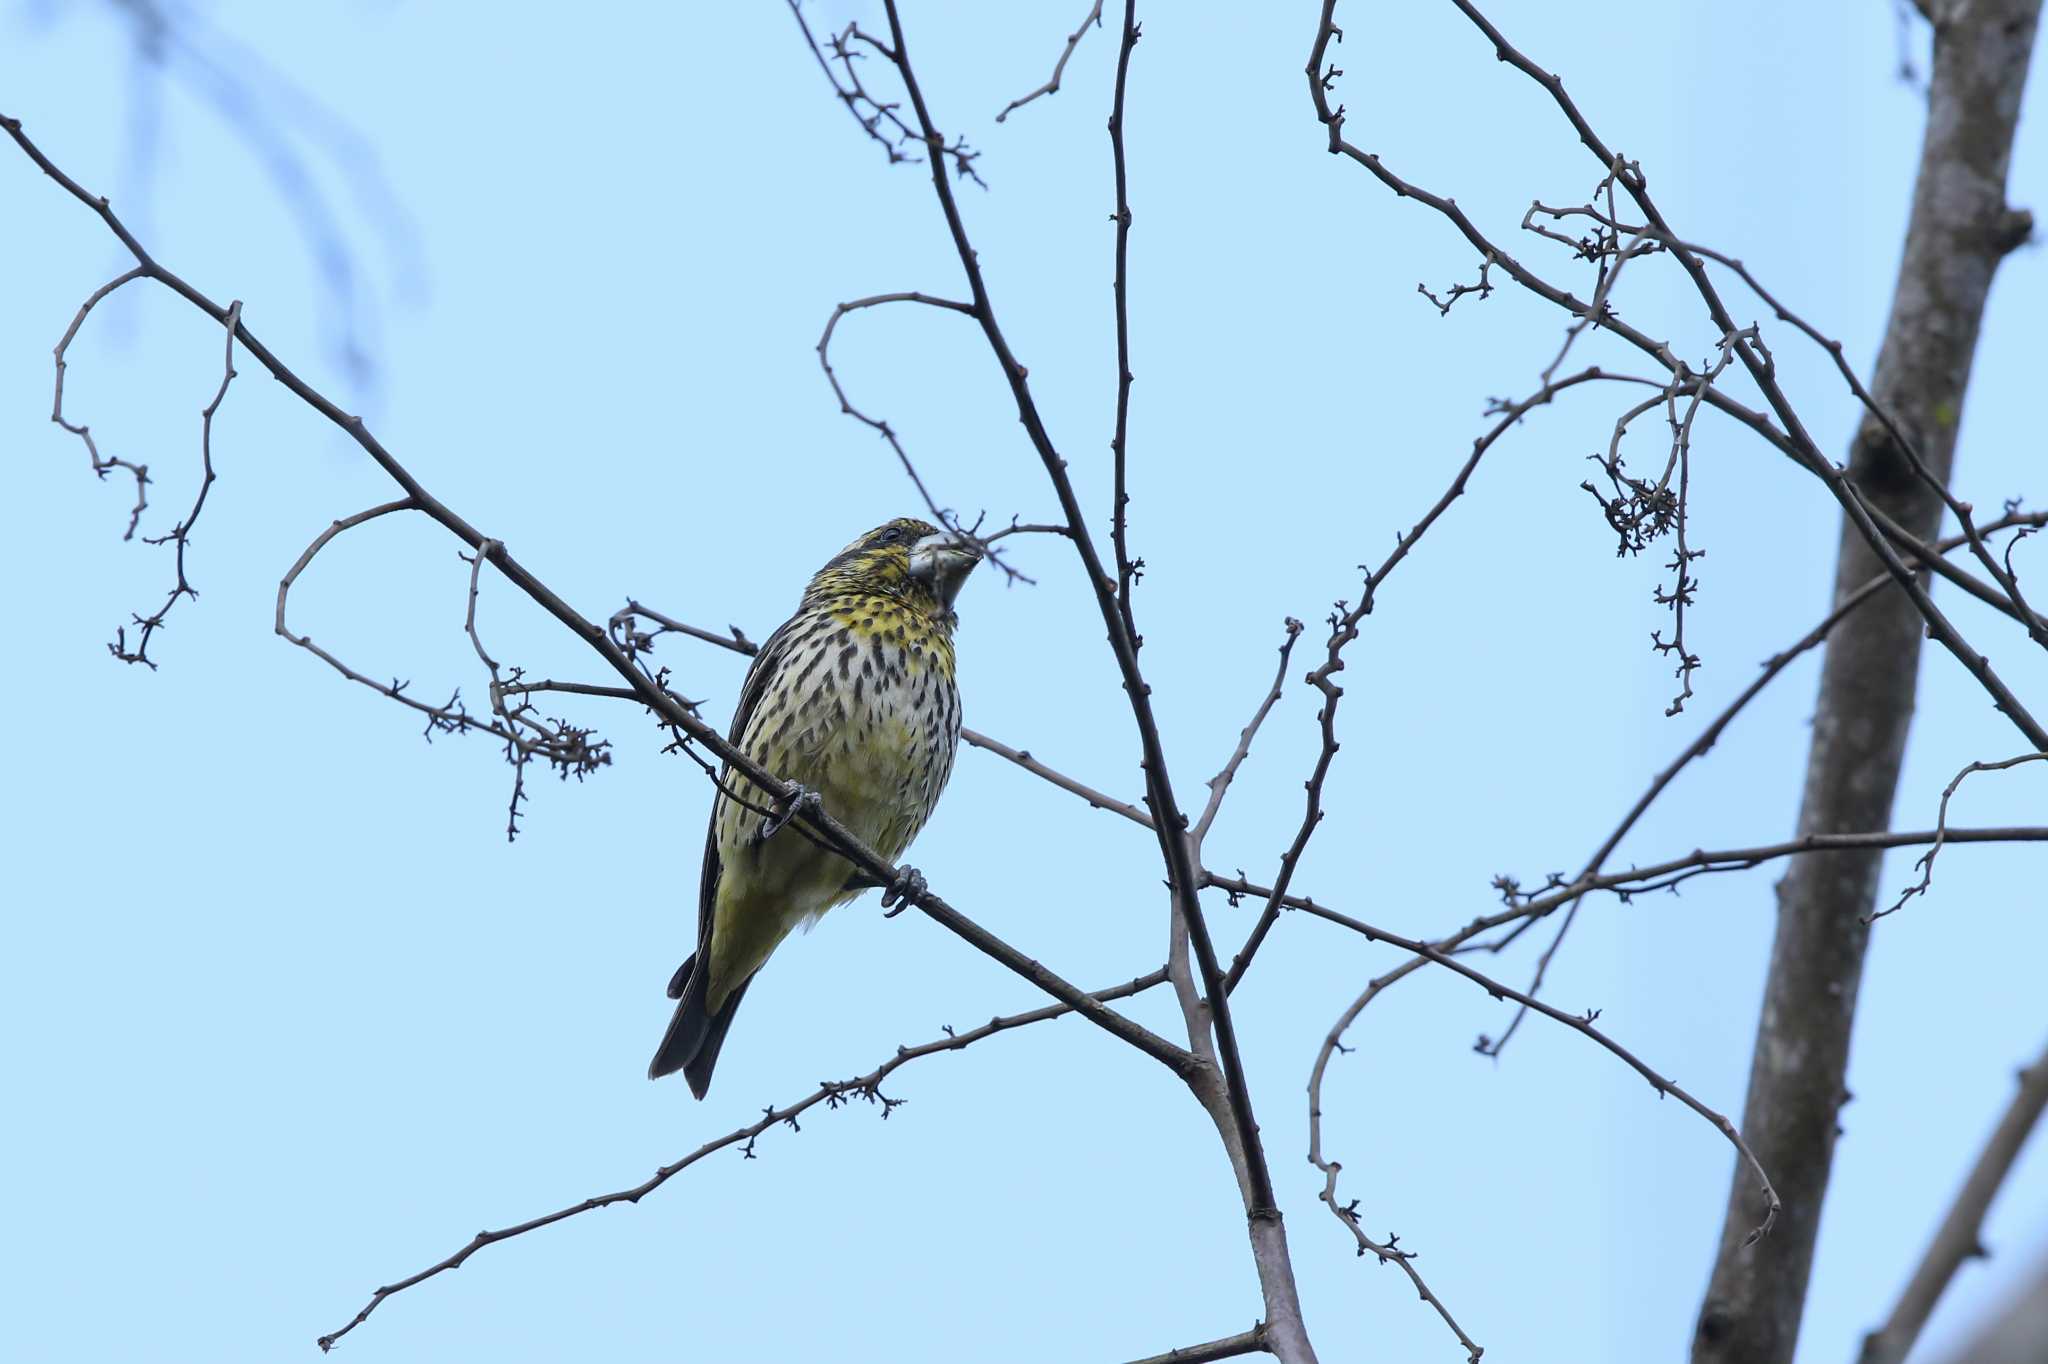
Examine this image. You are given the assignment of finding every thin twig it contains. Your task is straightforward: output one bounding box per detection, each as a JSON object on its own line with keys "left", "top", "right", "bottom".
{"left": 1303, "top": 6, "right": 2048, "bottom": 754}
{"left": 979, "top": 519, "right": 1070, "bottom": 544}
{"left": 1673, "top": 227, "right": 2045, "bottom": 650}
{"left": 1224, "top": 366, "right": 1626, "bottom": 993}
{"left": 1107, "top": 2, "right": 1141, "bottom": 638}
{"left": 877, "top": 0, "right": 1282, "bottom": 1224}
{"left": 113, "top": 298, "right": 244, "bottom": 666}
{"left": 1530, "top": 193, "right": 2047, "bottom": 649}
{"left": 813, "top": 291, "right": 1034, "bottom": 583}
{"left": 1417, "top": 252, "right": 1495, "bottom": 316}
{"left": 459, "top": 540, "right": 612, "bottom": 840}
{"left": 1872, "top": 752, "right": 2048, "bottom": 921}
{"left": 318, "top": 966, "right": 1170, "bottom": 1351}
{"left": 1477, "top": 511, "right": 2048, "bottom": 1047}
{"left": 963, "top": 728, "right": 1155, "bottom": 829}
{"left": 1460, "top": 0, "right": 2048, "bottom": 744}
{"left": 995, "top": 0, "right": 1105, "bottom": 122}
{"left": 1300, "top": 890, "right": 1780, "bottom": 1281}
{"left": 274, "top": 500, "right": 497, "bottom": 739}
{"left": 783, "top": 1, "right": 982, "bottom": 184}
{"left": 1214, "top": 829, "right": 2048, "bottom": 948}
{"left": 1193, "top": 619, "right": 1304, "bottom": 845}
{"left": 613, "top": 600, "right": 754, "bottom": 658}
{"left": 51, "top": 266, "right": 151, "bottom": 541}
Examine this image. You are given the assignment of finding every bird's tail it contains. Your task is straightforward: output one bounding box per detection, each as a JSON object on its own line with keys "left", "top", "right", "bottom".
{"left": 648, "top": 953, "right": 752, "bottom": 1098}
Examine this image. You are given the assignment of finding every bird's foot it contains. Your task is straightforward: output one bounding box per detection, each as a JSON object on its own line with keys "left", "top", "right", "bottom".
{"left": 880, "top": 865, "right": 926, "bottom": 917}
{"left": 756, "top": 784, "right": 823, "bottom": 844}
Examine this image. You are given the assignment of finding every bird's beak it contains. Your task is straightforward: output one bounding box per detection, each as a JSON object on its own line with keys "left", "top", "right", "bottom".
{"left": 907, "top": 532, "right": 982, "bottom": 609}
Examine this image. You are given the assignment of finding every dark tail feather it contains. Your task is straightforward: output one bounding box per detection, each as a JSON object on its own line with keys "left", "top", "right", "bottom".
{"left": 648, "top": 953, "right": 752, "bottom": 1099}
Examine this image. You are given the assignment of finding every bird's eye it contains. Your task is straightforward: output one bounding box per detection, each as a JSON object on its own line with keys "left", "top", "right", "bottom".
{"left": 878, "top": 527, "right": 903, "bottom": 545}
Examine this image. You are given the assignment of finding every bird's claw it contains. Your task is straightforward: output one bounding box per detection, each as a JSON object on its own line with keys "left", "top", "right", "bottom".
{"left": 880, "top": 866, "right": 926, "bottom": 917}
{"left": 757, "top": 785, "right": 823, "bottom": 844}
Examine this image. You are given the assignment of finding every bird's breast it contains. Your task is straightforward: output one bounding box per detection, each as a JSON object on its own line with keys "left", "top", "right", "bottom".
{"left": 748, "top": 610, "right": 960, "bottom": 857}
{"left": 826, "top": 629, "right": 959, "bottom": 843}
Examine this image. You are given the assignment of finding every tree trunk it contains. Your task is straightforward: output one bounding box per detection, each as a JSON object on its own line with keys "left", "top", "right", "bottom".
{"left": 1692, "top": 5, "right": 2043, "bottom": 1361}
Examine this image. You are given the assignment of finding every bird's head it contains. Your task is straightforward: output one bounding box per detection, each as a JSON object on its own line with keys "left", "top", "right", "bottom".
{"left": 805, "top": 517, "right": 983, "bottom": 621}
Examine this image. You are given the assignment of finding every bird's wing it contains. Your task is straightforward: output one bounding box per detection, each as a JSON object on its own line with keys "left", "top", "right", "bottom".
{"left": 694, "top": 617, "right": 804, "bottom": 956}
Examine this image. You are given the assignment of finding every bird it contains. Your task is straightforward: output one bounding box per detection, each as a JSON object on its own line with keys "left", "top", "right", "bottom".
{"left": 649, "top": 517, "right": 982, "bottom": 1097}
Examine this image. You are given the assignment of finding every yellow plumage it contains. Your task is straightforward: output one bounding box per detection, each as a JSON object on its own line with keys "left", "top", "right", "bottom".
{"left": 649, "top": 518, "right": 978, "bottom": 1096}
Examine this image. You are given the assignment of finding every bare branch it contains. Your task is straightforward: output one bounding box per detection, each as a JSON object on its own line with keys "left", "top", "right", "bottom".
{"left": 962, "top": 727, "right": 1154, "bottom": 829}
{"left": 1193, "top": 618, "right": 1303, "bottom": 845}
{"left": 51, "top": 266, "right": 151, "bottom": 541}
{"left": 1122, "top": 1324, "right": 1271, "bottom": 1364}
{"left": 459, "top": 540, "right": 613, "bottom": 840}
{"left": 1213, "top": 828, "right": 2048, "bottom": 948}
{"left": 863, "top": 5, "right": 1317, "bottom": 1352}
{"left": 877, "top": 0, "right": 1287, "bottom": 1236}
{"left": 1530, "top": 193, "right": 2046, "bottom": 648}
{"left": 1108, "top": 3, "right": 1141, "bottom": 636}
{"left": 1478, "top": 0, "right": 2048, "bottom": 746}
{"left": 20, "top": 3, "right": 2041, "bottom": 1358}
{"left": 1416, "top": 251, "right": 1495, "bottom": 316}
{"left": 1873, "top": 752, "right": 2048, "bottom": 921}
{"left": 319, "top": 966, "right": 1170, "bottom": 1351}
{"left": 1668, "top": 0, "right": 2046, "bottom": 1344}
{"left": 273, "top": 506, "right": 613, "bottom": 832}
{"left": 783, "top": 1, "right": 982, "bottom": 185}
{"left": 275, "top": 500, "right": 486, "bottom": 736}
{"left": 1224, "top": 365, "right": 1625, "bottom": 993}
{"left": 979, "top": 519, "right": 1071, "bottom": 544}
{"left": 1300, "top": 889, "right": 1781, "bottom": 1249}
{"left": 1479, "top": 509, "right": 2048, "bottom": 1053}
{"left": 1676, "top": 234, "right": 2045, "bottom": 649}
{"left": 112, "top": 297, "right": 243, "bottom": 667}
{"left": 995, "top": 1, "right": 1105, "bottom": 122}
{"left": 813, "top": 290, "right": 1036, "bottom": 583}
{"left": 612, "top": 600, "right": 754, "bottom": 660}
{"left": 1303, "top": 6, "right": 2048, "bottom": 754}
{"left": 495, "top": 679, "right": 639, "bottom": 702}
{"left": 1859, "top": 1030, "right": 2048, "bottom": 1363}
{"left": 1300, "top": 21, "right": 2048, "bottom": 1347}
{"left": 50, "top": 271, "right": 249, "bottom": 668}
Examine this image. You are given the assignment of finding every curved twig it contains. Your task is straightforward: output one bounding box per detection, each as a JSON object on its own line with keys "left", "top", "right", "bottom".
{"left": 814, "top": 291, "right": 1033, "bottom": 584}
{"left": 1872, "top": 752, "right": 2048, "bottom": 922}
{"left": 995, "top": 1, "right": 1105, "bottom": 122}
{"left": 51, "top": 266, "right": 151, "bottom": 541}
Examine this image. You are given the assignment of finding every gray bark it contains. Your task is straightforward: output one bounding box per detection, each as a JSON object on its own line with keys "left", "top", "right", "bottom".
{"left": 1692, "top": 5, "right": 2042, "bottom": 1361}
{"left": 1861, "top": 1031, "right": 2048, "bottom": 1364}
{"left": 1931, "top": 1246, "right": 2048, "bottom": 1364}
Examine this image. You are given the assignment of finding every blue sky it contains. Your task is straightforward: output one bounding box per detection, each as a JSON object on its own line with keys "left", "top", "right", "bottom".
{"left": 4, "top": 3, "right": 2046, "bottom": 1361}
